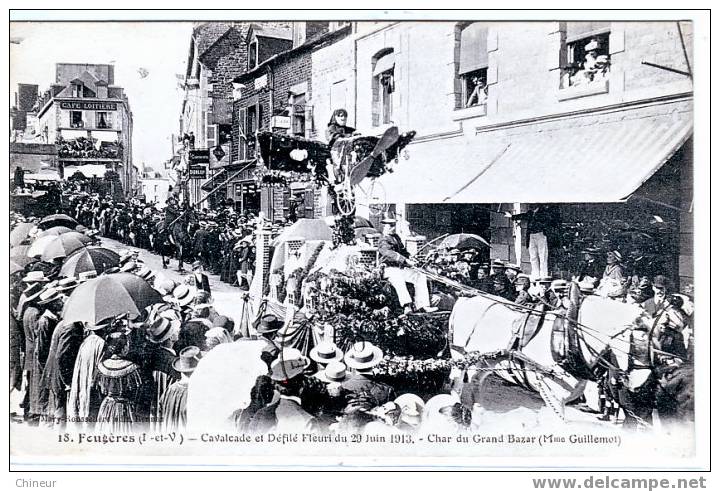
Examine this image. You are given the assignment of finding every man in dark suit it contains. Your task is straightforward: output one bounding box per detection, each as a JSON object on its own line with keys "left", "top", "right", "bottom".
{"left": 268, "top": 348, "right": 318, "bottom": 432}
{"left": 642, "top": 275, "right": 672, "bottom": 317}
{"left": 342, "top": 342, "right": 396, "bottom": 407}
{"left": 378, "top": 216, "right": 436, "bottom": 314}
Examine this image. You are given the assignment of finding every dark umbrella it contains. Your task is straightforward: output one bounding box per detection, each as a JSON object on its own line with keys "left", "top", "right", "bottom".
{"left": 353, "top": 216, "right": 374, "bottom": 229}
{"left": 40, "top": 232, "right": 92, "bottom": 262}
{"left": 60, "top": 247, "right": 120, "bottom": 277}
{"left": 37, "top": 226, "right": 74, "bottom": 238}
{"left": 10, "top": 223, "right": 35, "bottom": 246}
{"left": 37, "top": 214, "right": 78, "bottom": 230}
{"left": 62, "top": 272, "right": 162, "bottom": 325}
{"left": 438, "top": 233, "right": 490, "bottom": 250}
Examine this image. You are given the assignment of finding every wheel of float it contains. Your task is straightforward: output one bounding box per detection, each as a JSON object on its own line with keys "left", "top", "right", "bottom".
{"left": 335, "top": 188, "right": 356, "bottom": 216}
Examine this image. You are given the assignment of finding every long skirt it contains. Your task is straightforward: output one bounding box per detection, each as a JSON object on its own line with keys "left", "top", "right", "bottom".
{"left": 97, "top": 397, "right": 136, "bottom": 434}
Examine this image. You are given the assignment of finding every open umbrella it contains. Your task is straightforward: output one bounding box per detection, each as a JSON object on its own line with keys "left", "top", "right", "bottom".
{"left": 27, "top": 235, "right": 58, "bottom": 258}
{"left": 60, "top": 247, "right": 120, "bottom": 277}
{"left": 10, "top": 223, "right": 34, "bottom": 246}
{"left": 438, "top": 233, "right": 490, "bottom": 250}
{"left": 40, "top": 232, "right": 92, "bottom": 262}
{"left": 37, "top": 226, "right": 74, "bottom": 238}
{"left": 186, "top": 340, "right": 268, "bottom": 432}
{"left": 11, "top": 246, "right": 35, "bottom": 268}
{"left": 271, "top": 218, "right": 333, "bottom": 247}
{"left": 62, "top": 272, "right": 162, "bottom": 325}
{"left": 37, "top": 213, "right": 78, "bottom": 230}
{"left": 353, "top": 216, "right": 374, "bottom": 229}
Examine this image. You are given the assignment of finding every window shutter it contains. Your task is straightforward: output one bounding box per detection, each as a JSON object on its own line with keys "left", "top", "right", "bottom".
{"left": 459, "top": 23, "right": 489, "bottom": 75}
{"left": 566, "top": 21, "right": 611, "bottom": 43}
{"left": 238, "top": 108, "right": 246, "bottom": 160}
{"left": 304, "top": 188, "right": 314, "bottom": 214}
{"left": 207, "top": 124, "right": 217, "bottom": 149}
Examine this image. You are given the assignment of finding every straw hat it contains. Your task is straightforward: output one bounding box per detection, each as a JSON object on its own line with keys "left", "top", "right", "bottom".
{"left": 344, "top": 341, "right": 384, "bottom": 370}
{"left": 269, "top": 348, "right": 310, "bottom": 381}
{"left": 78, "top": 270, "right": 98, "bottom": 282}
{"left": 172, "top": 284, "right": 196, "bottom": 307}
{"left": 394, "top": 393, "right": 425, "bottom": 426}
{"left": 146, "top": 316, "right": 180, "bottom": 344}
{"left": 22, "top": 270, "right": 50, "bottom": 283}
{"left": 309, "top": 340, "right": 344, "bottom": 365}
{"left": 314, "top": 361, "right": 351, "bottom": 383}
{"left": 136, "top": 265, "right": 155, "bottom": 282}
{"left": 172, "top": 346, "right": 201, "bottom": 373}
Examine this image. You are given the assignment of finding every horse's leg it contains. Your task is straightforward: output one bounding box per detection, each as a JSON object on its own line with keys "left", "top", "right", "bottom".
{"left": 177, "top": 243, "right": 184, "bottom": 271}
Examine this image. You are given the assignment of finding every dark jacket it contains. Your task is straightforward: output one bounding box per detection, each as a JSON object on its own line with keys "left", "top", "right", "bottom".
{"left": 378, "top": 233, "right": 410, "bottom": 267}
{"left": 326, "top": 123, "right": 355, "bottom": 147}
{"left": 341, "top": 373, "right": 396, "bottom": 407}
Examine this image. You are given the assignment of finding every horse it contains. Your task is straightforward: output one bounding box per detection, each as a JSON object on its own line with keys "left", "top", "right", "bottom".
{"left": 449, "top": 284, "right": 693, "bottom": 427}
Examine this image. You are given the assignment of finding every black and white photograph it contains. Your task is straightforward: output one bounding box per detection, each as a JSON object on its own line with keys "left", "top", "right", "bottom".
{"left": 6, "top": 9, "right": 711, "bottom": 478}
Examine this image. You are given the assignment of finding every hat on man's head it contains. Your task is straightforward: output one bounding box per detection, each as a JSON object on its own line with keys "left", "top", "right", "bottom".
{"left": 172, "top": 346, "right": 201, "bottom": 373}
{"left": 146, "top": 316, "right": 180, "bottom": 344}
{"left": 344, "top": 341, "right": 384, "bottom": 370}
{"left": 172, "top": 284, "right": 196, "bottom": 307}
{"left": 309, "top": 340, "right": 344, "bottom": 365}
{"left": 21, "top": 282, "right": 44, "bottom": 302}
{"left": 652, "top": 275, "right": 671, "bottom": 289}
{"left": 56, "top": 277, "right": 79, "bottom": 292}
{"left": 78, "top": 270, "right": 98, "bottom": 282}
{"left": 380, "top": 212, "right": 397, "bottom": 225}
{"left": 505, "top": 264, "right": 521, "bottom": 273}
{"left": 551, "top": 279, "right": 569, "bottom": 292}
{"left": 449, "top": 248, "right": 461, "bottom": 255}
{"left": 314, "top": 361, "right": 351, "bottom": 384}
{"left": 394, "top": 393, "right": 425, "bottom": 426}
{"left": 37, "top": 287, "right": 63, "bottom": 305}
{"left": 136, "top": 265, "right": 155, "bottom": 282}
{"left": 270, "top": 348, "right": 310, "bottom": 381}
{"left": 256, "top": 314, "right": 283, "bottom": 336}
{"left": 536, "top": 276, "right": 553, "bottom": 284}
{"left": 120, "top": 261, "right": 138, "bottom": 273}
{"left": 22, "top": 270, "right": 50, "bottom": 284}
{"left": 491, "top": 259, "right": 506, "bottom": 269}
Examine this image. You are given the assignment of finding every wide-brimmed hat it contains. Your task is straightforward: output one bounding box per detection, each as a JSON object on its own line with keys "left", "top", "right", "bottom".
{"left": 505, "top": 264, "right": 521, "bottom": 273}
{"left": 191, "top": 260, "right": 203, "bottom": 271}
{"left": 172, "top": 346, "right": 201, "bottom": 373}
{"left": 314, "top": 361, "right": 351, "bottom": 383}
{"left": 269, "top": 348, "right": 310, "bottom": 381}
{"left": 344, "top": 341, "right": 384, "bottom": 370}
{"left": 55, "top": 277, "right": 79, "bottom": 292}
{"left": 21, "top": 282, "right": 45, "bottom": 302}
{"left": 22, "top": 270, "right": 50, "bottom": 283}
{"left": 394, "top": 393, "right": 425, "bottom": 425}
{"left": 146, "top": 316, "right": 181, "bottom": 344}
{"left": 551, "top": 279, "right": 569, "bottom": 292}
{"left": 607, "top": 250, "right": 623, "bottom": 261}
{"left": 172, "top": 284, "right": 196, "bottom": 307}
{"left": 37, "top": 287, "right": 63, "bottom": 305}
{"left": 309, "top": 341, "right": 344, "bottom": 365}
{"left": 536, "top": 276, "right": 553, "bottom": 284}
{"left": 78, "top": 270, "right": 98, "bottom": 282}
{"left": 256, "top": 314, "right": 283, "bottom": 335}
{"left": 491, "top": 259, "right": 506, "bottom": 269}
{"left": 136, "top": 265, "right": 155, "bottom": 282}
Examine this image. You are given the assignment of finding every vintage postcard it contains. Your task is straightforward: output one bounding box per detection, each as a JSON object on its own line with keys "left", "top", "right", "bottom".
{"left": 7, "top": 9, "right": 710, "bottom": 473}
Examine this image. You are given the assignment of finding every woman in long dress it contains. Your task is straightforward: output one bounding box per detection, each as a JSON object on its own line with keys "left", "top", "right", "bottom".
{"left": 67, "top": 324, "right": 106, "bottom": 430}
{"left": 96, "top": 332, "right": 142, "bottom": 434}
{"left": 159, "top": 346, "right": 200, "bottom": 432}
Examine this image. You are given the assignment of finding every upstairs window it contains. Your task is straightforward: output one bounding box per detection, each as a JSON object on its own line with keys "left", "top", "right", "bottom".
{"left": 290, "top": 92, "right": 306, "bottom": 136}
{"left": 70, "top": 111, "right": 84, "bottom": 128}
{"left": 562, "top": 22, "right": 611, "bottom": 88}
{"left": 248, "top": 42, "right": 258, "bottom": 70}
{"left": 71, "top": 84, "right": 83, "bottom": 98}
{"left": 458, "top": 23, "right": 489, "bottom": 109}
{"left": 96, "top": 111, "right": 110, "bottom": 129}
{"left": 372, "top": 50, "right": 395, "bottom": 127}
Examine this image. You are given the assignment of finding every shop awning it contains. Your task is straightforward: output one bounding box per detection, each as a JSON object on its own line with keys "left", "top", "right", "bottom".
{"left": 370, "top": 136, "right": 503, "bottom": 204}
{"left": 443, "top": 109, "right": 693, "bottom": 204}
{"left": 200, "top": 168, "right": 226, "bottom": 191}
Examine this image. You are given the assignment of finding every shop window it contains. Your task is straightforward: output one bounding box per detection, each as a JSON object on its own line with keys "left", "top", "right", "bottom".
{"left": 96, "top": 111, "right": 110, "bottom": 129}
{"left": 70, "top": 111, "right": 84, "bottom": 128}
{"left": 290, "top": 92, "right": 306, "bottom": 136}
{"left": 371, "top": 49, "right": 395, "bottom": 127}
{"left": 561, "top": 23, "right": 611, "bottom": 89}
{"left": 457, "top": 23, "right": 489, "bottom": 109}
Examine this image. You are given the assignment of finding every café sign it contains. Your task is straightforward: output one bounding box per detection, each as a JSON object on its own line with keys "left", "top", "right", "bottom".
{"left": 59, "top": 101, "right": 118, "bottom": 111}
